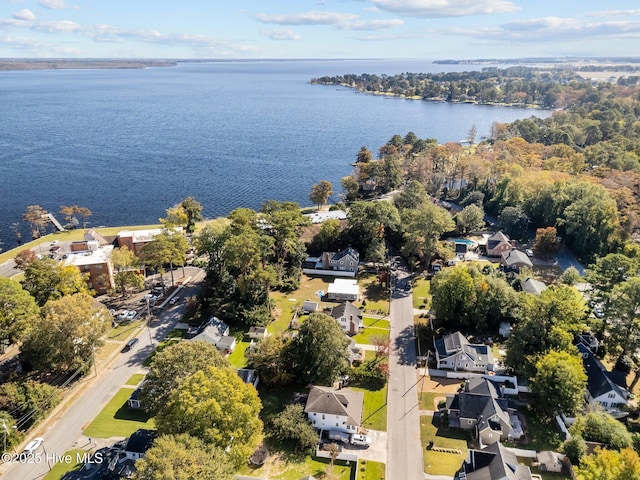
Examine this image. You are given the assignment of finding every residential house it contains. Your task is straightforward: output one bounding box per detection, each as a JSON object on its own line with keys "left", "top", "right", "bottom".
{"left": 330, "top": 301, "right": 364, "bottom": 335}
{"left": 64, "top": 240, "right": 115, "bottom": 294}
{"left": 123, "top": 429, "right": 157, "bottom": 461}
{"left": 434, "top": 332, "right": 494, "bottom": 373}
{"left": 248, "top": 326, "right": 267, "bottom": 340}
{"left": 576, "top": 342, "right": 630, "bottom": 418}
{"left": 327, "top": 278, "right": 360, "bottom": 302}
{"left": 304, "top": 385, "right": 364, "bottom": 435}
{"left": 459, "top": 442, "right": 534, "bottom": 480}
{"left": 446, "top": 377, "right": 516, "bottom": 446}
{"left": 520, "top": 277, "right": 547, "bottom": 296}
{"left": 322, "top": 247, "right": 360, "bottom": 273}
{"left": 486, "top": 231, "right": 514, "bottom": 257}
{"left": 500, "top": 250, "right": 533, "bottom": 273}
{"left": 188, "top": 317, "right": 236, "bottom": 353}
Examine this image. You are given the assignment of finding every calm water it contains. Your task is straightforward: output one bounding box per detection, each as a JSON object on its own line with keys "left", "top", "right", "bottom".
{"left": 0, "top": 59, "right": 549, "bottom": 247}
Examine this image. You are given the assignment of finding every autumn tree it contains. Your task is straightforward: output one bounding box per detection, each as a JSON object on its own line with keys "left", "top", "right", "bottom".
{"left": 135, "top": 433, "right": 234, "bottom": 480}
{"left": 530, "top": 350, "right": 587, "bottom": 418}
{"left": 22, "top": 205, "right": 48, "bottom": 239}
{"left": 141, "top": 341, "right": 229, "bottom": 415}
{"left": 111, "top": 246, "right": 143, "bottom": 297}
{"left": 309, "top": 180, "right": 333, "bottom": 210}
{"left": 0, "top": 278, "right": 39, "bottom": 344}
{"left": 291, "top": 312, "right": 350, "bottom": 385}
{"left": 155, "top": 366, "right": 263, "bottom": 468}
{"left": 20, "top": 293, "right": 110, "bottom": 373}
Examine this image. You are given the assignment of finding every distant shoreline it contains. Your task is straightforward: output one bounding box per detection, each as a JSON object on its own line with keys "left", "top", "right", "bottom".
{"left": 0, "top": 59, "right": 177, "bottom": 71}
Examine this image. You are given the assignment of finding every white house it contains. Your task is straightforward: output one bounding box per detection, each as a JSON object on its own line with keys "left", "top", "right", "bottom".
{"left": 434, "top": 331, "right": 494, "bottom": 373}
{"left": 329, "top": 302, "right": 364, "bottom": 335}
{"left": 327, "top": 279, "right": 360, "bottom": 302}
{"left": 304, "top": 385, "right": 364, "bottom": 434}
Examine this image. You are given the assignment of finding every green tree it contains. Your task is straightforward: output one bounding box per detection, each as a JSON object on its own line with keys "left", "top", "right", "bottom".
{"left": 570, "top": 412, "right": 634, "bottom": 450}
{"left": 111, "top": 246, "right": 144, "bottom": 297}
{"left": 20, "top": 293, "right": 110, "bottom": 373}
{"left": 430, "top": 266, "right": 476, "bottom": 326}
{"left": 575, "top": 448, "right": 640, "bottom": 480}
{"left": 270, "top": 403, "right": 319, "bottom": 452}
{"left": 155, "top": 366, "right": 263, "bottom": 468}
{"left": 245, "top": 335, "right": 294, "bottom": 387}
{"left": 135, "top": 433, "right": 234, "bottom": 480}
{"left": 180, "top": 196, "right": 204, "bottom": 234}
{"left": 291, "top": 312, "right": 350, "bottom": 385}
{"left": 497, "top": 206, "right": 529, "bottom": 240}
{"left": 309, "top": 180, "right": 333, "bottom": 210}
{"left": 141, "top": 341, "right": 229, "bottom": 415}
{"left": 0, "top": 277, "right": 39, "bottom": 343}
{"left": 455, "top": 204, "right": 485, "bottom": 235}
{"left": 530, "top": 350, "right": 587, "bottom": 418}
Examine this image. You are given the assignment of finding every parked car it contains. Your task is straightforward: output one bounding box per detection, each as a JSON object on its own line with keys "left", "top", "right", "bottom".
{"left": 23, "top": 437, "right": 43, "bottom": 454}
{"left": 121, "top": 337, "right": 139, "bottom": 353}
{"left": 126, "top": 310, "right": 137, "bottom": 320}
{"left": 350, "top": 434, "right": 371, "bottom": 447}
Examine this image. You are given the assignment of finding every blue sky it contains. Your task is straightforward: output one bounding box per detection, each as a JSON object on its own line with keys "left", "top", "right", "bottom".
{"left": 0, "top": 0, "right": 639, "bottom": 59}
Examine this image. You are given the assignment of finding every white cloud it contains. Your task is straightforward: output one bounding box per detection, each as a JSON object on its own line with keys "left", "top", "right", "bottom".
{"left": 343, "top": 19, "right": 403, "bottom": 31}
{"left": 254, "top": 11, "right": 359, "bottom": 26}
{"left": 260, "top": 28, "right": 301, "bottom": 41}
{"left": 13, "top": 8, "right": 34, "bottom": 21}
{"left": 38, "top": 0, "right": 76, "bottom": 10}
{"left": 367, "top": 0, "right": 520, "bottom": 18}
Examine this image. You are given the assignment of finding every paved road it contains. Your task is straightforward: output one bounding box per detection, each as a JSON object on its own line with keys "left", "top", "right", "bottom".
{"left": 2, "top": 267, "right": 205, "bottom": 479}
{"left": 386, "top": 273, "right": 424, "bottom": 480}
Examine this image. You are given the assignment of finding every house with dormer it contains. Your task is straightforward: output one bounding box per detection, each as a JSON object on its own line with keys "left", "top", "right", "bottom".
{"left": 446, "top": 377, "right": 515, "bottom": 446}
{"left": 304, "top": 385, "right": 363, "bottom": 435}
{"left": 576, "top": 342, "right": 630, "bottom": 418}
{"left": 435, "top": 332, "right": 494, "bottom": 373}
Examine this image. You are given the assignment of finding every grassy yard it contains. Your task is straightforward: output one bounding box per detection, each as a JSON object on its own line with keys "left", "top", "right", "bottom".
{"left": 353, "top": 383, "right": 388, "bottom": 432}
{"left": 352, "top": 317, "right": 390, "bottom": 345}
{"left": 237, "top": 454, "right": 353, "bottom": 480}
{"left": 357, "top": 459, "right": 385, "bottom": 480}
{"left": 43, "top": 449, "right": 87, "bottom": 480}
{"left": 83, "top": 388, "right": 154, "bottom": 438}
{"left": 420, "top": 415, "right": 468, "bottom": 477}
{"left": 125, "top": 373, "right": 145, "bottom": 386}
{"left": 412, "top": 277, "right": 431, "bottom": 310}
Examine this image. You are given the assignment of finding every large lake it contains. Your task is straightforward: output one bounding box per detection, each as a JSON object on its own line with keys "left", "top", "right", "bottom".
{"left": 0, "top": 59, "right": 550, "bottom": 247}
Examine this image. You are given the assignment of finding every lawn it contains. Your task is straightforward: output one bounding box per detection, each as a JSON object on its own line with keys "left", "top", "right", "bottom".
{"left": 357, "top": 459, "right": 385, "bottom": 480}
{"left": 125, "top": 373, "right": 145, "bottom": 386}
{"left": 43, "top": 449, "right": 87, "bottom": 480}
{"left": 357, "top": 274, "right": 389, "bottom": 314}
{"left": 353, "top": 383, "right": 388, "bottom": 432}
{"left": 412, "top": 277, "right": 431, "bottom": 310}
{"left": 83, "top": 388, "right": 155, "bottom": 438}
{"left": 107, "top": 320, "right": 143, "bottom": 341}
{"left": 352, "top": 317, "right": 390, "bottom": 345}
{"left": 420, "top": 415, "right": 468, "bottom": 477}
{"left": 237, "top": 453, "right": 353, "bottom": 480}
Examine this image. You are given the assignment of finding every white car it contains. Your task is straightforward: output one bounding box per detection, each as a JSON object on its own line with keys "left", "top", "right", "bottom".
{"left": 23, "top": 437, "right": 43, "bottom": 454}
{"left": 126, "top": 310, "right": 137, "bottom": 320}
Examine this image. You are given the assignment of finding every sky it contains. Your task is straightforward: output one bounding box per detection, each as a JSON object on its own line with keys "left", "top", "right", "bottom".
{"left": 0, "top": 0, "right": 639, "bottom": 59}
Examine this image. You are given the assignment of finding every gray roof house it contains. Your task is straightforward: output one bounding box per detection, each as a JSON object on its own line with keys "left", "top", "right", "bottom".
{"left": 304, "top": 385, "right": 364, "bottom": 435}
{"left": 330, "top": 301, "right": 364, "bottom": 335}
{"left": 500, "top": 250, "right": 533, "bottom": 273}
{"left": 435, "top": 332, "right": 494, "bottom": 373}
{"left": 189, "top": 317, "right": 236, "bottom": 353}
{"left": 577, "top": 342, "right": 630, "bottom": 418}
{"left": 459, "top": 442, "right": 533, "bottom": 480}
{"left": 446, "top": 378, "right": 516, "bottom": 446}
